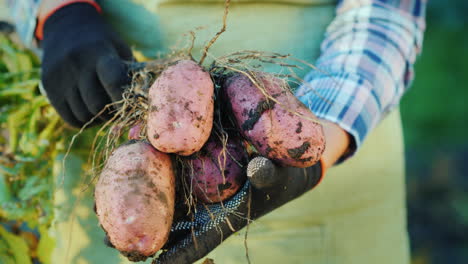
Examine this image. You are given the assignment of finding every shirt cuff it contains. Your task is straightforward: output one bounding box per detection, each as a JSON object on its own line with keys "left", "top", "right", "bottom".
{"left": 295, "top": 70, "right": 381, "bottom": 162}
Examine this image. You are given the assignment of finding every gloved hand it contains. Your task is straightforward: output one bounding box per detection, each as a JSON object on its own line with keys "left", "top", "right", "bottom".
{"left": 154, "top": 156, "right": 324, "bottom": 264}
{"left": 40, "top": 3, "right": 133, "bottom": 127}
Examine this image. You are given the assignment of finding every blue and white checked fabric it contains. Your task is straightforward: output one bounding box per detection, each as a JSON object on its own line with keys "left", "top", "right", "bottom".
{"left": 9, "top": 0, "right": 427, "bottom": 160}
{"left": 295, "top": 0, "right": 427, "bottom": 160}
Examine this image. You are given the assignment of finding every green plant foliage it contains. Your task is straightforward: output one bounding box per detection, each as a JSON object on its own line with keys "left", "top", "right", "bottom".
{"left": 0, "top": 32, "right": 105, "bottom": 263}
{"left": 0, "top": 33, "right": 63, "bottom": 225}
{"left": 37, "top": 225, "right": 55, "bottom": 264}
{"left": 0, "top": 33, "right": 67, "bottom": 262}
{"left": 0, "top": 225, "right": 32, "bottom": 264}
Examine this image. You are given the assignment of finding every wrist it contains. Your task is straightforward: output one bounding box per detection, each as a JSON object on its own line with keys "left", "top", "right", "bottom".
{"left": 36, "top": 0, "right": 101, "bottom": 40}
{"left": 319, "top": 120, "right": 351, "bottom": 171}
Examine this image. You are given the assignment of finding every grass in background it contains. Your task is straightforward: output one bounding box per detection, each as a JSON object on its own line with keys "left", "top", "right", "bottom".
{"left": 401, "top": 2, "right": 468, "bottom": 263}
{"left": 401, "top": 26, "right": 468, "bottom": 147}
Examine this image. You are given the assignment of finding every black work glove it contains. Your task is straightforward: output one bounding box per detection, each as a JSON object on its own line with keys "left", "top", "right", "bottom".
{"left": 155, "top": 157, "right": 323, "bottom": 264}
{"left": 41, "top": 3, "right": 133, "bottom": 127}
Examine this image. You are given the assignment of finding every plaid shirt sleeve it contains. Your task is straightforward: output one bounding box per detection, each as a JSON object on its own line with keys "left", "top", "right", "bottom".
{"left": 295, "top": 0, "right": 427, "bottom": 160}
{"left": 6, "top": 0, "right": 42, "bottom": 47}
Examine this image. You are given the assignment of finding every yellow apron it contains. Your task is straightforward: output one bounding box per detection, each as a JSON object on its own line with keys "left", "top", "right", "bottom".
{"left": 50, "top": 0, "right": 410, "bottom": 263}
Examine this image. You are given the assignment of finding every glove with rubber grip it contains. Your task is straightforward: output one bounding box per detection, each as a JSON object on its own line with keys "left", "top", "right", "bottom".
{"left": 41, "top": 3, "right": 133, "bottom": 127}
{"left": 154, "top": 157, "right": 324, "bottom": 264}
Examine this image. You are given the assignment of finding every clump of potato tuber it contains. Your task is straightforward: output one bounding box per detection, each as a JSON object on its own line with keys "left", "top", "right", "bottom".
{"left": 91, "top": 48, "right": 327, "bottom": 262}
{"left": 187, "top": 134, "right": 247, "bottom": 203}
{"left": 147, "top": 60, "right": 214, "bottom": 156}
{"left": 94, "top": 140, "right": 175, "bottom": 262}
{"left": 224, "top": 72, "right": 325, "bottom": 168}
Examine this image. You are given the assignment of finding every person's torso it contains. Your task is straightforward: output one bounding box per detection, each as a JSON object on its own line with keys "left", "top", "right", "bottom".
{"left": 50, "top": 2, "right": 409, "bottom": 263}
{"left": 98, "top": 0, "right": 336, "bottom": 76}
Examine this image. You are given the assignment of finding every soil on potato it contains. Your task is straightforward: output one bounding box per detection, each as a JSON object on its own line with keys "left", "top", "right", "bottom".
{"left": 241, "top": 99, "right": 276, "bottom": 131}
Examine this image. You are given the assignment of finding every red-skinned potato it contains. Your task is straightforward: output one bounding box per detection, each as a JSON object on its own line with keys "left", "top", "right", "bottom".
{"left": 94, "top": 140, "right": 175, "bottom": 262}
{"left": 188, "top": 135, "right": 247, "bottom": 203}
{"left": 224, "top": 73, "right": 325, "bottom": 168}
{"left": 147, "top": 60, "right": 214, "bottom": 156}
{"left": 128, "top": 122, "right": 143, "bottom": 140}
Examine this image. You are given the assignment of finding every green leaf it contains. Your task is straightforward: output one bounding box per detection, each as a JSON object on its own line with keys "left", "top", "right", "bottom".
{"left": 18, "top": 176, "right": 49, "bottom": 201}
{"left": 0, "top": 202, "right": 38, "bottom": 223}
{"left": 1, "top": 52, "right": 18, "bottom": 73}
{"left": 15, "top": 52, "right": 33, "bottom": 73}
{"left": 0, "top": 70, "right": 39, "bottom": 81}
{"left": 0, "top": 163, "right": 21, "bottom": 176}
{"left": 0, "top": 171, "right": 12, "bottom": 203}
{"left": 37, "top": 226, "right": 55, "bottom": 264}
{"left": 12, "top": 155, "right": 36, "bottom": 163}
{"left": 0, "top": 88, "right": 32, "bottom": 97}
{"left": 0, "top": 226, "right": 32, "bottom": 264}
{"left": 0, "top": 255, "right": 15, "bottom": 264}
{"left": 0, "top": 40, "right": 16, "bottom": 57}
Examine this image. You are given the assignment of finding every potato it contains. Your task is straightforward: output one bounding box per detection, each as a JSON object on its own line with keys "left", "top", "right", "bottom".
{"left": 188, "top": 135, "right": 247, "bottom": 203}
{"left": 94, "top": 140, "right": 175, "bottom": 261}
{"left": 224, "top": 73, "right": 325, "bottom": 168}
{"left": 147, "top": 60, "right": 214, "bottom": 156}
{"left": 128, "top": 122, "right": 143, "bottom": 140}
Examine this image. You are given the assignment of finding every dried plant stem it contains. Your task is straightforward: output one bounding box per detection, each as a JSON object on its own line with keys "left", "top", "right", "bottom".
{"left": 199, "top": 0, "right": 230, "bottom": 65}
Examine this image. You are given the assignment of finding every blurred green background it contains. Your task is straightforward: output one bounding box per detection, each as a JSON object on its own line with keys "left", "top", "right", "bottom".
{"left": 401, "top": 1, "right": 468, "bottom": 263}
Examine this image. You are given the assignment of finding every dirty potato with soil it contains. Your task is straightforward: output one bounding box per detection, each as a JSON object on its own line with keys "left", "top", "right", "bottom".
{"left": 94, "top": 140, "right": 175, "bottom": 261}
{"left": 147, "top": 60, "right": 214, "bottom": 156}
{"left": 224, "top": 72, "right": 325, "bottom": 168}
{"left": 187, "top": 135, "right": 247, "bottom": 203}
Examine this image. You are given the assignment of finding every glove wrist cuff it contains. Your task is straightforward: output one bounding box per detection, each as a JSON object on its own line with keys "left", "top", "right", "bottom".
{"left": 35, "top": 0, "right": 102, "bottom": 41}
